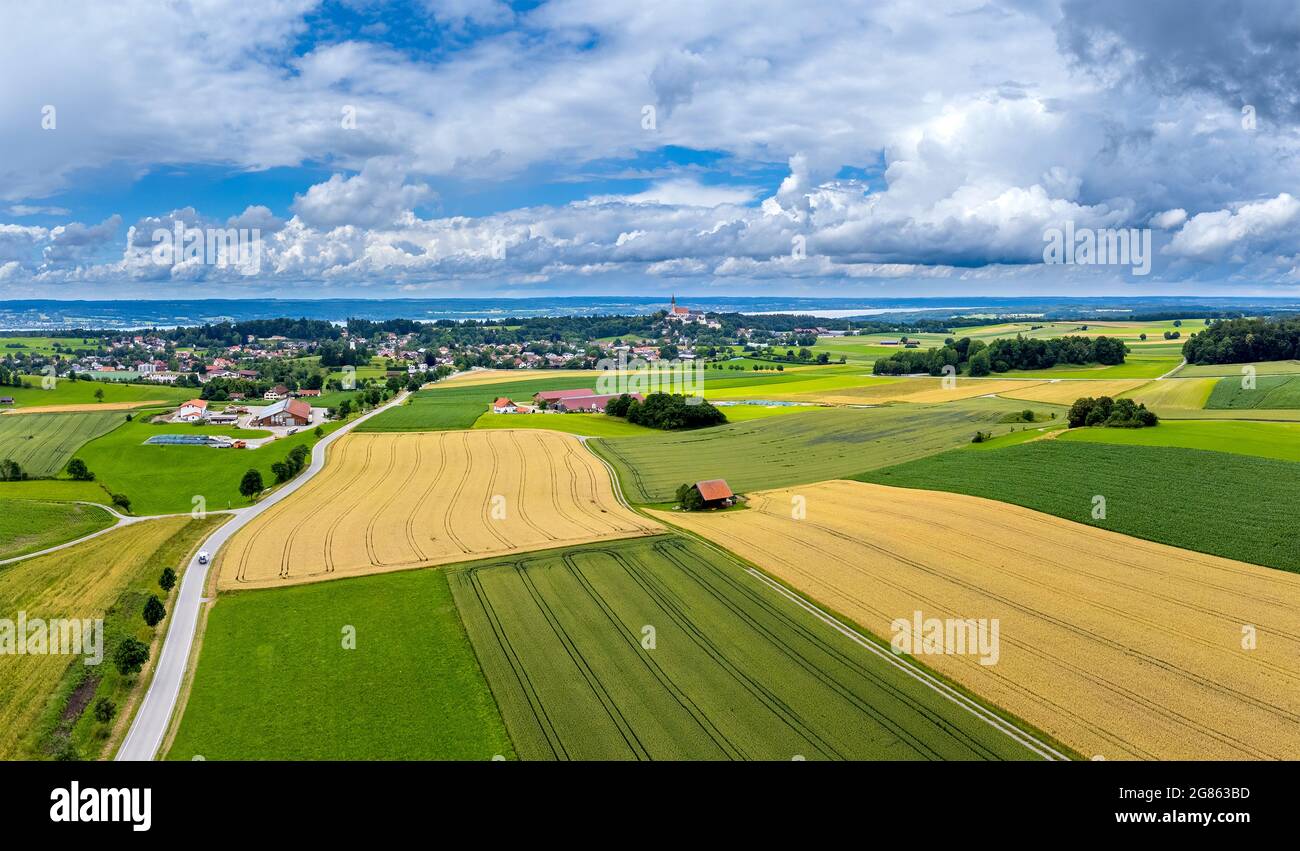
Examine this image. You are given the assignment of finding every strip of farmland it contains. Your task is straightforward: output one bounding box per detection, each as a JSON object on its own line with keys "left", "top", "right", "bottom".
{"left": 590, "top": 398, "right": 1032, "bottom": 504}
{"left": 0, "top": 411, "right": 125, "bottom": 476}
{"left": 656, "top": 481, "right": 1300, "bottom": 760}
{"left": 448, "top": 535, "right": 1048, "bottom": 760}
{"left": 217, "top": 429, "right": 660, "bottom": 590}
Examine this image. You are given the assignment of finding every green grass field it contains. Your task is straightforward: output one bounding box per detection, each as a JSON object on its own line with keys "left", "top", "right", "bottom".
{"left": 74, "top": 417, "right": 342, "bottom": 515}
{"left": 5, "top": 376, "right": 190, "bottom": 409}
{"left": 591, "top": 398, "right": 1028, "bottom": 503}
{"left": 0, "top": 336, "right": 102, "bottom": 357}
{"left": 858, "top": 441, "right": 1300, "bottom": 573}
{"left": 1058, "top": 420, "right": 1300, "bottom": 463}
{"left": 0, "top": 480, "right": 111, "bottom": 503}
{"left": 1205, "top": 374, "right": 1300, "bottom": 409}
{"left": 0, "top": 499, "right": 115, "bottom": 560}
{"left": 1180, "top": 359, "right": 1300, "bottom": 378}
{"left": 167, "top": 567, "right": 513, "bottom": 760}
{"left": 472, "top": 411, "right": 657, "bottom": 437}
{"left": 449, "top": 535, "right": 1043, "bottom": 760}
{"left": 0, "top": 411, "right": 126, "bottom": 476}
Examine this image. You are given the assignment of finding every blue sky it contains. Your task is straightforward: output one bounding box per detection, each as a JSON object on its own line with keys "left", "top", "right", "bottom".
{"left": 2, "top": 0, "right": 1299, "bottom": 299}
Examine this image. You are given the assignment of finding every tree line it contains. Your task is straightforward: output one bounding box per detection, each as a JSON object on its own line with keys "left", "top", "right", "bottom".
{"left": 1181, "top": 317, "right": 1300, "bottom": 365}
{"left": 873, "top": 334, "right": 1126, "bottom": 376}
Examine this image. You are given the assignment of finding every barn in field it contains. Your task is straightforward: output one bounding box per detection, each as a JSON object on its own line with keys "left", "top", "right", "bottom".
{"left": 692, "top": 479, "right": 735, "bottom": 508}
{"left": 553, "top": 392, "right": 643, "bottom": 413}
{"left": 534, "top": 388, "right": 595, "bottom": 407}
{"left": 251, "top": 398, "right": 312, "bottom": 427}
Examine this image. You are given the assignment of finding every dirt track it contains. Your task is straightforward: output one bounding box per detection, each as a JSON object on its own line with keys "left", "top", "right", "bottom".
{"left": 217, "top": 429, "right": 660, "bottom": 589}
{"left": 654, "top": 480, "right": 1300, "bottom": 760}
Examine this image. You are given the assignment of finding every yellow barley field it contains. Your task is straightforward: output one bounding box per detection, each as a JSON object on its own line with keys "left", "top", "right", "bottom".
{"left": 994, "top": 379, "right": 1149, "bottom": 406}
{"left": 654, "top": 480, "right": 1300, "bottom": 760}
{"left": 2, "top": 401, "right": 167, "bottom": 415}
{"left": 787, "top": 377, "right": 1047, "bottom": 406}
{"left": 1121, "top": 377, "right": 1216, "bottom": 411}
{"left": 218, "top": 429, "right": 661, "bottom": 590}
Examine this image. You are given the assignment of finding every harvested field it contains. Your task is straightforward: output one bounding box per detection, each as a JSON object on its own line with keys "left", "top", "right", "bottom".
{"left": 0, "top": 411, "right": 125, "bottom": 476}
{"left": 994, "top": 379, "right": 1149, "bottom": 406}
{"left": 656, "top": 480, "right": 1300, "bottom": 760}
{"left": 217, "top": 429, "right": 660, "bottom": 590}
{"left": 449, "top": 535, "right": 1048, "bottom": 760}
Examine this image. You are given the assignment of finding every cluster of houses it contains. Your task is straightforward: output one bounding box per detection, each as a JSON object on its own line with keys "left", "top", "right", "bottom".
{"left": 491, "top": 388, "right": 645, "bottom": 415}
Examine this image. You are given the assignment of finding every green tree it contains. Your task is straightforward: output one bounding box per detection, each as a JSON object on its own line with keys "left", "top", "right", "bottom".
{"left": 239, "top": 468, "right": 264, "bottom": 498}
{"left": 93, "top": 697, "right": 116, "bottom": 724}
{"left": 113, "top": 638, "right": 150, "bottom": 676}
{"left": 111, "top": 493, "right": 131, "bottom": 513}
{"left": 65, "top": 457, "right": 94, "bottom": 481}
{"left": 143, "top": 595, "right": 166, "bottom": 627}
{"left": 94, "top": 387, "right": 104, "bottom": 402}
{"left": 675, "top": 483, "right": 705, "bottom": 511}
{"left": 159, "top": 567, "right": 176, "bottom": 592}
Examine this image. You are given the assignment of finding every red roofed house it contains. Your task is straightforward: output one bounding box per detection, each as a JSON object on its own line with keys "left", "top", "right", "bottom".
{"left": 492, "top": 397, "right": 518, "bottom": 413}
{"left": 692, "top": 479, "right": 735, "bottom": 508}
{"left": 553, "top": 392, "right": 643, "bottom": 413}
{"left": 175, "top": 399, "right": 209, "bottom": 422}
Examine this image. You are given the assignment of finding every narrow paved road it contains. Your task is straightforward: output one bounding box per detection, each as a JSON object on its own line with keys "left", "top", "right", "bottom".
{"left": 115, "top": 393, "right": 407, "bottom": 761}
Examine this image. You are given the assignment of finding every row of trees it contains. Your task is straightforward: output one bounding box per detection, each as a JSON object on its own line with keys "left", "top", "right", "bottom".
{"left": 1180, "top": 317, "right": 1300, "bottom": 365}
{"left": 606, "top": 392, "right": 728, "bottom": 429}
{"left": 873, "top": 335, "right": 1127, "bottom": 376}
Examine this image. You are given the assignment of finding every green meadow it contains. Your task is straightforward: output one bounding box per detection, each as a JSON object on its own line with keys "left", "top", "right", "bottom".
{"left": 1058, "top": 420, "right": 1300, "bottom": 463}
{"left": 5, "top": 376, "right": 190, "bottom": 408}
{"left": 0, "top": 411, "right": 127, "bottom": 477}
{"left": 0, "top": 499, "right": 115, "bottom": 560}
{"left": 858, "top": 441, "right": 1300, "bottom": 573}
{"left": 167, "top": 567, "right": 513, "bottom": 760}
{"left": 1205, "top": 374, "right": 1300, "bottom": 409}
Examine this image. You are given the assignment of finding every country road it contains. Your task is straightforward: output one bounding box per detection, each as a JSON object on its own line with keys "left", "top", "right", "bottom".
{"left": 115, "top": 391, "right": 408, "bottom": 761}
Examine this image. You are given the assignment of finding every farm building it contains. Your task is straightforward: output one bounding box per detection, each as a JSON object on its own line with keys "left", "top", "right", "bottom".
{"left": 554, "top": 392, "right": 644, "bottom": 413}
{"left": 534, "top": 388, "right": 596, "bottom": 406}
{"left": 492, "top": 397, "right": 518, "bottom": 413}
{"left": 295, "top": 388, "right": 321, "bottom": 398}
{"left": 0, "top": 396, "right": 12, "bottom": 405}
{"left": 264, "top": 385, "right": 290, "bottom": 400}
{"left": 175, "top": 399, "right": 209, "bottom": 422}
{"left": 691, "top": 479, "right": 735, "bottom": 508}
{"left": 251, "top": 398, "right": 312, "bottom": 427}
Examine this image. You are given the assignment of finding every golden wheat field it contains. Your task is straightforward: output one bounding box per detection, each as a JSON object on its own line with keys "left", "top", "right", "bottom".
{"left": 218, "top": 429, "right": 661, "bottom": 590}
{"left": 0, "top": 517, "right": 212, "bottom": 758}
{"left": 654, "top": 480, "right": 1300, "bottom": 760}
{"left": 994, "top": 379, "right": 1150, "bottom": 406}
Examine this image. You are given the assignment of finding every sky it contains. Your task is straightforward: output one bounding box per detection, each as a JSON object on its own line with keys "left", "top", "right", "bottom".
{"left": 1, "top": 0, "right": 1299, "bottom": 300}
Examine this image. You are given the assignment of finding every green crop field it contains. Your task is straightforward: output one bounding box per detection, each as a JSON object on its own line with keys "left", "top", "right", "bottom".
{"left": 0, "top": 480, "right": 111, "bottom": 503}
{"left": 1058, "top": 420, "right": 1300, "bottom": 463}
{"left": 590, "top": 398, "right": 1027, "bottom": 503}
{"left": 449, "top": 535, "right": 1044, "bottom": 760}
{"left": 1180, "top": 359, "right": 1300, "bottom": 378}
{"left": 4, "top": 376, "right": 190, "bottom": 409}
{"left": 858, "top": 441, "right": 1300, "bottom": 573}
{"left": 167, "top": 567, "right": 513, "bottom": 760}
{"left": 359, "top": 375, "right": 612, "bottom": 432}
{"left": 0, "top": 499, "right": 115, "bottom": 560}
{"left": 74, "top": 417, "right": 342, "bottom": 515}
{"left": 0, "top": 411, "right": 126, "bottom": 477}
{"left": 1205, "top": 374, "right": 1300, "bottom": 409}
{"left": 472, "top": 411, "right": 657, "bottom": 437}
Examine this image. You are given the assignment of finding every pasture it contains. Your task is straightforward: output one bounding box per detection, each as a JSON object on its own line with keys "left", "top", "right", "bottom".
{"left": 3, "top": 376, "right": 189, "bottom": 410}
{"left": 0, "top": 411, "right": 125, "bottom": 477}
{"left": 74, "top": 416, "right": 341, "bottom": 515}
{"left": 591, "top": 399, "right": 1030, "bottom": 503}
{"left": 449, "top": 535, "right": 1046, "bottom": 760}
{"left": 858, "top": 441, "right": 1300, "bottom": 573}
{"left": 658, "top": 480, "right": 1300, "bottom": 759}
{"left": 360, "top": 375, "right": 614, "bottom": 432}
{"left": 217, "top": 430, "right": 660, "bottom": 590}
{"left": 0, "top": 499, "right": 115, "bottom": 560}
{"left": 167, "top": 568, "right": 512, "bottom": 760}
{"left": 473, "top": 411, "right": 656, "bottom": 438}
{"left": 1205, "top": 374, "right": 1300, "bottom": 409}
{"left": 0, "top": 517, "right": 219, "bottom": 759}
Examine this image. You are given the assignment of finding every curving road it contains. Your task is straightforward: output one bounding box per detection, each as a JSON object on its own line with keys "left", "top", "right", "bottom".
{"left": 115, "top": 392, "right": 407, "bottom": 761}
